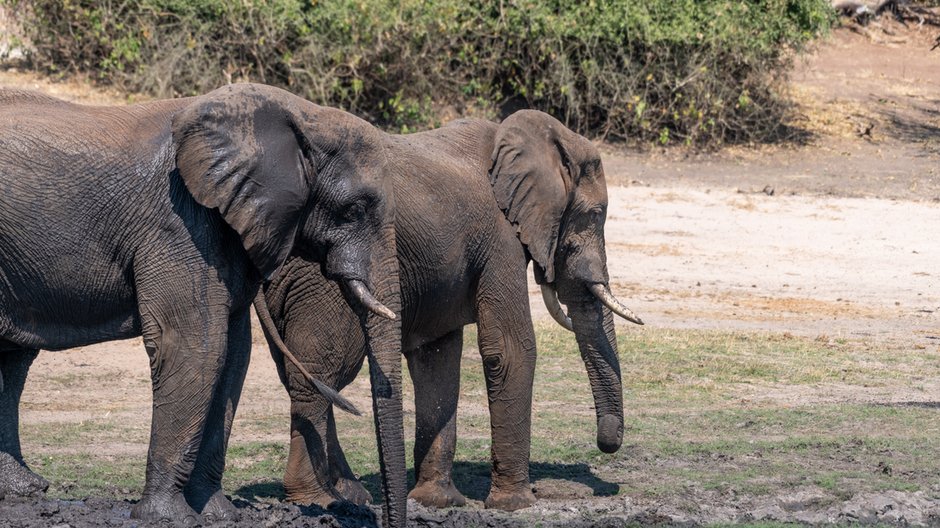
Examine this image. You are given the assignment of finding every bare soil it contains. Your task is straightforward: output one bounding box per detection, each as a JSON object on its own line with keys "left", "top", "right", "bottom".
{"left": 2, "top": 15, "right": 940, "bottom": 528}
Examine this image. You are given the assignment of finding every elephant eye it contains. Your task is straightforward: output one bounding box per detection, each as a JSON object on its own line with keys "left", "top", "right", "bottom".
{"left": 341, "top": 201, "right": 367, "bottom": 223}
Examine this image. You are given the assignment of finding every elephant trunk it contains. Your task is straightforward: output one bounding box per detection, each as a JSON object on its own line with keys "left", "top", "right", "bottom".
{"left": 559, "top": 282, "right": 624, "bottom": 454}
{"left": 358, "top": 224, "right": 406, "bottom": 528}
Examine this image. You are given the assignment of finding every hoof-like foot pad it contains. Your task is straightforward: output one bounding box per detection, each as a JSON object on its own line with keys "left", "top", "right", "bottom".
{"left": 0, "top": 453, "right": 49, "bottom": 500}
{"left": 132, "top": 492, "right": 201, "bottom": 526}
{"left": 485, "top": 487, "right": 536, "bottom": 511}
{"left": 334, "top": 477, "right": 372, "bottom": 505}
{"left": 199, "top": 490, "right": 240, "bottom": 521}
{"left": 409, "top": 480, "right": 467, "bottom": 509}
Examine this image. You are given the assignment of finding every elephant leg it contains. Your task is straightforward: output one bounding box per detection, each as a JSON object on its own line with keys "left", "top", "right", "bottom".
{"left": 184, "top": 309, "right": 251, "bottom": 520}
{"left": 406, "top": 330, "right": 466, "bottom": 508}
{"left": 326, "top": 407, "right": 372, "bottom": 505}
{"left": 284, "top": 396, "right": 343, "bottom": 506}
{"left": 0, "top": 347, "right": 49, "bottom": 499}
{"left": 476, "top": 277, "right": 537, "bottom": 511}
{"left": 131, "top": 299, "right": 230, "bottom": 524}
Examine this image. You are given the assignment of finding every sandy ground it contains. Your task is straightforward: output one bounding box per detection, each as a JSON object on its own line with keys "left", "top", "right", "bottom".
{"left": 1, "top": 12, "right": 940, "bottom": 527}
{"left": 596, "top": 185, "right": 940, "bottom": 344}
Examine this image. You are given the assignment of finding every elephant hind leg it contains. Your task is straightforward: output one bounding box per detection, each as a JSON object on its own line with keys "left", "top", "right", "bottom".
{"left": 0, "top": 347, "right": 49, "bottom": 499}
{"left": 327, "top": 407, "right": 372, "bottom": 505}
{"left": 407, "top": 329, "right": 467, "bottom": 508}
{"left": 284, "top": 399, "right": 345, "bottom": 507}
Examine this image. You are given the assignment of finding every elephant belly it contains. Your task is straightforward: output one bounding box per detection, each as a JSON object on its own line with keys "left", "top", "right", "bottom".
{"left": 396, "top": 228, "right": 479, "bottom": 351}
{"left": 401, "top": 282, "right": 476, "bottom": 351}
{"left": 0, "top": 259, "right": 141, "bottom": 351}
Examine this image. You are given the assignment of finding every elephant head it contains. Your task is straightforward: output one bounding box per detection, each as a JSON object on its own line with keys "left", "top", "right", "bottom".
{"left": 172, "top": 84, "right": 406, "bottom": 526}
{"left": 490, "top": 110, "right": 642, "bottom": 454}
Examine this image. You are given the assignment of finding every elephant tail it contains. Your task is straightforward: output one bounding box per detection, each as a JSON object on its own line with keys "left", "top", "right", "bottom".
{"left": 0, "top": 364, "right": 4, "bottom": 394}
{"left": 253, "top": 292, "right": 362, "bottom": 416}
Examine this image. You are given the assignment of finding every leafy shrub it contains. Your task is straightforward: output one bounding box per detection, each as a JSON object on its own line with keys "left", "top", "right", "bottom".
{"left": 5, "top": 0, "right": 834, "bottom": 145}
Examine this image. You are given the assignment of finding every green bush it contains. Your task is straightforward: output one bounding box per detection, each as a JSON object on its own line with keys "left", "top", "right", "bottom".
{"left": 5, "top": 0, "right": 834, "bottom": 145}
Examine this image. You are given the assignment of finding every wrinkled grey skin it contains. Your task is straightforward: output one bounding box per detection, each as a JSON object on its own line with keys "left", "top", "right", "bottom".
{"left": 262, "top": 111, "right": 631, "bottom": 512}
{"left": 0, "top": 84, "right": 405, "bottom": 527}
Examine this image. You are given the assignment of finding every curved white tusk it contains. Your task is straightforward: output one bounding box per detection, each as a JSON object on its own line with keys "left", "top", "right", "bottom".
{"left": 540, "top": 284, "right": 574, "bottom": 332}
{"left": 345, "top": 280, "right": 396, "bottom": 320}
{"left": 588, "top": 283, "right": 644, "bottom": 325}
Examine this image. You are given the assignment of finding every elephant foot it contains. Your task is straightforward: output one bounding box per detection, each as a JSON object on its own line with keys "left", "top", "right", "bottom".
{"left": 198, "top": 489, "right": 240, "bottom": 521}
{"left": 287, "top": 486, "right": 345, "bottom": 508}
{"left": 485, "top": 486, "right": 535, "bottom": 511}
{"left": 409, "top": 480, "right": 466, "bottom": 509}
{"left": 0, "top": 452, "right": 49, "bottom": 499}
{"left": 334, "top": 477, "right": 372, "bottom": 505}
{"left": 132, "top": 491, "right": 201, "bottom": 526}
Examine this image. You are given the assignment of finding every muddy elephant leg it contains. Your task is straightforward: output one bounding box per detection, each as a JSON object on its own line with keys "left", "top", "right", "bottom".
{"left": 131, "top": 297, "right": 229, "bottom": 524}
{"left": 184, "top": 309, "right": 251, "bottom": 520}
{"left": 0, "top": 347, "right": 49, "bottom": 499}
{"left": 324, "top": 407, "right": 372, "bottom": 505}
{"left": 283, "top": 396, "right": 344, "bottom": 506}
{"left": 406, "top": 329, "right": 466, "bottom": 508}
{"left": 267, "top": 270, "right": 369, "bottom": 508}
{"left": 476, "top": 275, "right": 537, "bottom": 511}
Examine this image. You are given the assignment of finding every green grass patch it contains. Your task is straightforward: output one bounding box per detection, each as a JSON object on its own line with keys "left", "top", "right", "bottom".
{"left": 29, "top": 453, "right": 143, "bottom": 499}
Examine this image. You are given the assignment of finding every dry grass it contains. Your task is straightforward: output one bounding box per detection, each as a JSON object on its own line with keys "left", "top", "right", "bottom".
{"left": 788, "top": 83, "right": 874, "bottom": 140}
{"left": 0, "top": 67, "right": 146, "bottom": 105}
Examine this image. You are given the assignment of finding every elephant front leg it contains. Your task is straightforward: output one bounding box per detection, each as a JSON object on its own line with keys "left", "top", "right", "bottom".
{"left": 184, "top": 309, "right": 251, "bottom": 521}
{"left": 476, "top": 288, "right": 537, "bottom": 511}
{"left": 131, "top": 307, "right": 229, "bottom": 524}
{"left": 0, "top": 348, "right": 49, "bottom": 499}
{"left": 406, "top": 330, "right": 467, "bottom": 508}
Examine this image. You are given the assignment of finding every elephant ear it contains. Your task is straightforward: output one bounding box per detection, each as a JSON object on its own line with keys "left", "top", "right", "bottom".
{"left": 172, "top": 85, "right": 311, "bottom": 280}
{"left": 489, "top": 110, "right": 577, "bottom": 283}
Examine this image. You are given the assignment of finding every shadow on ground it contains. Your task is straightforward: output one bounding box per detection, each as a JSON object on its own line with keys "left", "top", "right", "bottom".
{"left": 876, "top": 99, "right": 940, "bottom": 155}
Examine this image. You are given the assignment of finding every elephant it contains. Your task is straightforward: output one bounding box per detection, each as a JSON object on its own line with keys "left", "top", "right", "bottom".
{"left": 260, "top": 110, "right": 643, "bottom": 512}
{"left": 0, "top": 84, "right": 407, "bottom": 527}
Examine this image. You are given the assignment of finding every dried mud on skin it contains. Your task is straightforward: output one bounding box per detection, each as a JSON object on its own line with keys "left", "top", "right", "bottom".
{"left": 3, "top": 490, "right": 940, "bottom": 527}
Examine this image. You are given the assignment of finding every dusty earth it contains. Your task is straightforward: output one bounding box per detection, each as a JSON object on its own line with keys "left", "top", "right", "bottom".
{"left": 1, "top": 12, "right": 940, "bottom": 528}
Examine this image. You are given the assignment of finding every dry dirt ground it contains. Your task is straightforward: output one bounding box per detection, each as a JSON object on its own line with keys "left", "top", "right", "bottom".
{"left": 1, "top": 16, "right": 940, "bottom": 528}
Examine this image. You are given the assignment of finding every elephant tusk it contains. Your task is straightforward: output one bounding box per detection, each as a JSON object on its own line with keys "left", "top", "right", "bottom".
{"left": 345, "top": 280, "right": 396, "bottom": 320}
{"left": 253, "top": 293, "right": 362, "bottom": 416}
{"left": 588, "top": 283, "right": 645, "bottom": 326}
{"left": 540, "top": 284, "right": 574, "bottom": 332}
